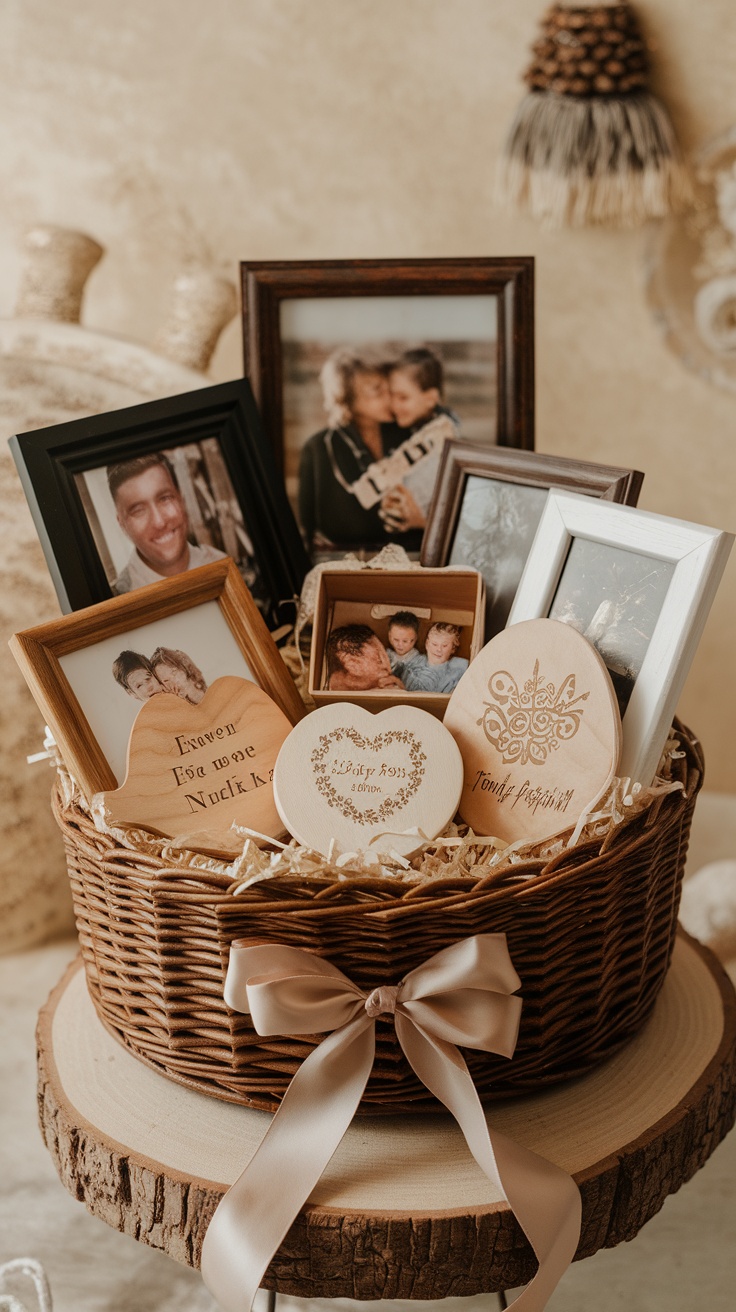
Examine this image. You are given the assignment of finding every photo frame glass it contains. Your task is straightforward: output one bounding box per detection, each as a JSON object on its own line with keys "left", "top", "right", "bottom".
{"left": 282, "top": 295, "right": 499, "bottom": 562}
{"left": 548, "top": 538, "right": 675, "bottom": 718}
{"left": 282, "top": 295, "right": 498, "bottom": 561}
{"left": 447, "top": 475, "right": 550, "bottom": 637}
{"left": 58, "top": 600, "right": 257, "bottom": 786}
{"left": 74, "top": 438, "right": 267, "bottom": 608}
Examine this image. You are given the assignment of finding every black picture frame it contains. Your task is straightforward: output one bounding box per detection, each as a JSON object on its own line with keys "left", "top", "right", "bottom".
{"left": 9, "top": 379, "right": 309, "bottom": 625}
{"left": 240, "top": 257, "right": 534, "bottom": 562}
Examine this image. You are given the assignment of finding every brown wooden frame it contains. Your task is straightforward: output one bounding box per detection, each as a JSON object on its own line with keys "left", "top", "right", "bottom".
{"left": 421, "top": 442, "right": 644, "bottom": 639}
{"left": 240, "top": 257, "right": 535, "bottom": 461}
{"left": 10, "top": 559, "right": 305, "bottom": 802}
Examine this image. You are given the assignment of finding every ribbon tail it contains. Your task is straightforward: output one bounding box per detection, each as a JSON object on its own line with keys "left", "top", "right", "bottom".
{"left": 201, "top": 1012, "right": 375, "bottom": 1312}
{"left": 396, "top": 1014, "right": 581, "bottom": 1312}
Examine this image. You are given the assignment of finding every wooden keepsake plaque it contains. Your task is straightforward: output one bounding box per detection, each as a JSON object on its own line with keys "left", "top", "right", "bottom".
{"left": 444, "top": 619, "right": 622, "bottom": 844}
{"left": 98, "top": 676, "right": 291, "bottom": 856}
{"left": 273, "top": 702, "right": 464, "bottom": 859}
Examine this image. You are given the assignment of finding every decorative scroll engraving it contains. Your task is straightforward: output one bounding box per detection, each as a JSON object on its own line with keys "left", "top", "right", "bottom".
{"left": 478, "top": 661, "right": 589, "bottom": 766}
{"left": 311, "top": 727, "right": 426, "bottom": 825}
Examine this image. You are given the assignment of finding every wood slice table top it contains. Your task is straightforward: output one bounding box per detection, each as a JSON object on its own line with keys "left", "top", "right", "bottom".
{"left": 37, "top": 933, "right": 736, "bottom": 1302}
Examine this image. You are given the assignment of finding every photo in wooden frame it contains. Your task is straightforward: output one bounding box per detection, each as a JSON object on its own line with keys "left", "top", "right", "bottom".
{"left": 507, "top": 491, "right": 733, "bottom": 785}
{"left": 9, "top": 379, "right": 309, "bottom": 625}
{"left": 9, "top": 559, "right": 305, "bottom": 801}
{"left": 421, "top": 442, "right": 643, "bottom": 641}
{"left": 309, "top": 566, "right": 485, "bottom": 719}
{"left": 240, "top": 258, "right": 535, "bottom": 563}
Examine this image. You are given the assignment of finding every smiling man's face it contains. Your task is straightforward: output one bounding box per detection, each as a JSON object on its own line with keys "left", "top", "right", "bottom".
{"left": 114, "top": 464, "right": 190, "bottom": 576}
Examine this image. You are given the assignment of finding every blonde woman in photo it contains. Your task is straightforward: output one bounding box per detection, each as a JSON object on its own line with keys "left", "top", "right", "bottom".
{"left": 150, "top": 647, "right": 208, "bottom": 704}
{"left": 298, "top": 347, "right": 413, "bottom": 554}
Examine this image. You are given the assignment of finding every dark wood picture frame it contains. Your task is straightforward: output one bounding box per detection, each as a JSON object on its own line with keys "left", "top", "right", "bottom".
{"left": 241, "top": 257, "right": 535, "bottom": 463}
{"left": 10, "top": 559, "right": 305, "bottom": 802}
{"left": 421, "top": 442, "right": 644, "bottom": 639}
{"left": 9, "top": 379, "right": 309, "bottom": 623}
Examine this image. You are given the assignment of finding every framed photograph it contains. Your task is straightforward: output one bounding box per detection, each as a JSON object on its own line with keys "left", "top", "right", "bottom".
{"left": 240, "top": 257, "right": 534, "bottom": 563}
{"left": 9, "top": 559, "right": 305, "bottom": 801}
{"left": 309, "top": 566, "right": 485, "bottom": 718}
{"left": 9, "top": 379, "right": 309, "bottom": 623}
{"left": 421, "top": 443, "right": 644, "bottom": 640}
{"left": 507, "top": 492, "right": 733, "bottom": 785}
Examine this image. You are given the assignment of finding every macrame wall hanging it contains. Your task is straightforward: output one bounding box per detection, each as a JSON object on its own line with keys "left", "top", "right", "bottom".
{"left": 497, "top": 2, "right": 692, "bottom": 228}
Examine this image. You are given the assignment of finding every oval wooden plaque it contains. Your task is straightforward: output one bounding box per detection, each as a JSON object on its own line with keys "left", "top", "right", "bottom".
{"left": 444, "top": 619, "right": 622, "bottom": 844}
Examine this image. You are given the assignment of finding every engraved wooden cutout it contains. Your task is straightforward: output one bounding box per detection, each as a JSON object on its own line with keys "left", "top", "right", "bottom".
{"left": 273, "top": 703, "right": 464, "bottom": 859}
{"left": 444, "top": 619, "right": 622, "bottom": 844}
{"left": 98, "top": 676, "right": 291, "bottom": 855}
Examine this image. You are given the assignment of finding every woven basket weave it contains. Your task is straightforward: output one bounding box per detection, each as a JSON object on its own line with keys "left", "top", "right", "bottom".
{"left": 54, "top": 722, "right": 703, "bottom": 1114}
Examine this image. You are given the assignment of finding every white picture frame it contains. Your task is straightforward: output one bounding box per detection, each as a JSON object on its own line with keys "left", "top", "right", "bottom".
{"left": 507, "top": 491, "right": 733, "bottom": 785}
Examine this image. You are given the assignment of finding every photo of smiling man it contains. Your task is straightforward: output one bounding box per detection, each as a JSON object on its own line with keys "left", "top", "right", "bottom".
{"left": 106, "top": 454, "right": 226, "bottom": 594}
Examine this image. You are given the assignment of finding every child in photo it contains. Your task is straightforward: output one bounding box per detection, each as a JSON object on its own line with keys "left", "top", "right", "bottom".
{"left": 380, "top": 347, "right": 460, "bottom": 533}
{"left": 387, "top": 347, "right": 456, "bottom": 433}
{"left": 385, "top": 610, "right": 422, "bottom": 676}
{"left": 403, "top": 621, "right": 468, "bottom": 694}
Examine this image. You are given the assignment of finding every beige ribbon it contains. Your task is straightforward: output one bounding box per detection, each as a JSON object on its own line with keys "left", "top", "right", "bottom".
{"left": 200, "top": 935, "right": 581, "bottom": 1312}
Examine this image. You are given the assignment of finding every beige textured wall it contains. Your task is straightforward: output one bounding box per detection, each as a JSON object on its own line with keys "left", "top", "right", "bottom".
{"left": 1, "top": 0, "right": 735, "bottom": 788}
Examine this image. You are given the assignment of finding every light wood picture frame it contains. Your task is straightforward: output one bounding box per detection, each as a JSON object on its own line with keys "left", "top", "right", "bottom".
{"left": 9, "top": 559, "right": 305, "bottom": 802}
{"left": 421, "top": 442, "right": 644, "bottom": 640}
{"left": 507, "top": 491, "right": 733, "bottom": 785}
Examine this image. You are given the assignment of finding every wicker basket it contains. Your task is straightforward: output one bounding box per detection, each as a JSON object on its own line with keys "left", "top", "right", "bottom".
{"left": 54, "top": 722, "right": 703, "bottom": 1114}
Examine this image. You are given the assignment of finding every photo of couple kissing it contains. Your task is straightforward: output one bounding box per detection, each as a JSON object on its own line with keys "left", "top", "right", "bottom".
{"left": 299, "top": 345, "right": 459, "bottom": 557}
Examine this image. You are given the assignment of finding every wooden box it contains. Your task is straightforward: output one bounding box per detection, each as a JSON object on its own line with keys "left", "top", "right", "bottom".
{"left": 308, "top": 567, "right": 485, "bottom": 718}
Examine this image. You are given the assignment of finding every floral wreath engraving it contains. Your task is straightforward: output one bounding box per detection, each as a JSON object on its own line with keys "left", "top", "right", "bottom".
{"left": 311, "top": 727, "right": 427, "bottom": 825}
{"left": 478, "top": 660, "right": 589, "bottom": 766}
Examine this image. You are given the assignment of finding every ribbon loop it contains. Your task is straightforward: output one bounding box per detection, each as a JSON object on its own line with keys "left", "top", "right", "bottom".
{"left": 201, "top": 935, "right": 581, "bottom": 1312}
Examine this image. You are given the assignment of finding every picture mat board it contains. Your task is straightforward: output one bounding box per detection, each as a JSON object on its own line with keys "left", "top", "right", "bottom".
{"left": 59, "top": 601, "right": 255, "bottom": 786}
{"left": 280, "top": 295, "right": 499, "bottom": 341}
{"left": 508, "top": 491, "right": 734, "bottom": 785}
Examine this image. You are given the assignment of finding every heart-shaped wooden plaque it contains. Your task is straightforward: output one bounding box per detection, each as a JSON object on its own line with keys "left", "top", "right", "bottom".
{"left": 444, "top": 618, "right": 622, "bottom": 845}
{"left": 97, "top": 676, "right": 292, "bottom": 856}
{"left": 273, "top": 702, "right": 464, "bottom": 859}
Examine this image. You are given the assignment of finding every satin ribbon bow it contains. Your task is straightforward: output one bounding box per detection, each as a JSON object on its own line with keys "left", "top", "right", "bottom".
{"left": 200, "top": 935, "right": 581, "bottom": 1312}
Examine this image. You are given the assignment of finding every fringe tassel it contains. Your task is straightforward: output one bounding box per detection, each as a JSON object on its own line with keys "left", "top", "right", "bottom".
{"left": 497, "top": 91, "right": 692, "bottom": 227}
